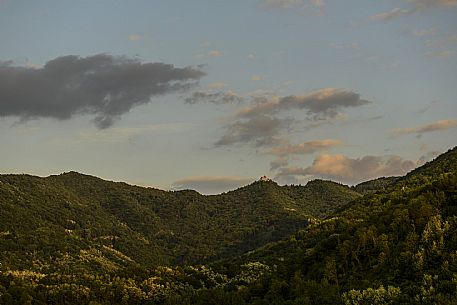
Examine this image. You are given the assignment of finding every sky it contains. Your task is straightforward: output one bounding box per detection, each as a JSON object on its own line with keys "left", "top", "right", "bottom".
{"left": 0, "top": 0, "right": 456, "bottom": 194}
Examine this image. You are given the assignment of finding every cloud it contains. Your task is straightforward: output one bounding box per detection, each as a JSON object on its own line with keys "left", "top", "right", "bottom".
{"left": 330, "top": 42, "right": 359, "bottom": 49}
{"left": 215, "top": 88, "right": 369, "bottom": 148}
{"left": 185, "top": 90, "right": 243, "bottom": 105}
{"left": 0, "top": 54, "right": 205, "bottom": 128}
{"left": 276, "top": 153, "right": 417, "bottom": 184}
{"left": 413, "top": 28, "right": 436, "bottom": 36}
{"left": 417, "top": 100, "right": 439, "bottom": 113}
{"left": 310, "top": 0, "right": 324, "bottom": 7}
{"left": 370, "top": 0, "right": 457, "bottom": 22}
{"left": 425, "top": 50, "right": 455, "bottom": 59}
{"left": 200, "top": 41, "right": 212, "bottom": 48}
{"left": 215, "top": 115, "right": 292, "bottom": 147}
{"left": 128, "top": 34, "right": 141, "bottom": 41}
{"left": 208, "top": 50, "right": 223, "bottom": 57}
{"left": 259, "top": 0, "right": 323, "bottom": 9}
{"left": 425, "top": 32, "right": 457, "bottom": 48}
{"left": 447, "top": 33, "right": 457, "bottom": 44}
{"left": 260, "top": 0, "right": 304, "bottom": 9}
{"left": 251, "top": 74, "right": 264, "bottom": 81}
{"left": 77, "top": 123, "right": 193, "bottom": 143}
{"left": 412, "top": 0, "right": 457, "bottom": 7}
{"left": 268, "top": 138, "right": 342, "bottom": 173}
{"left": 269, "top": 139, "right": 342, "bottom": 156}
{"left": 370, "top": 7, "right": 417, "bottom": 22}
{"left": 207, "top": 82, "right": 226, "bottom": 89}
{"left": 236, "top": 88, "right": 371, "bottom": 120}
{"left": 173, "top": 176, "right": 252, "bottom": 194}
{"left": 418, "top": 150, "right": 441, "bottom": 164}
{"left": 270, "top": 157, "right": 289, "bottom": 170}
{"left": 392, "top": 119, "right": 457, "bottom": 136}
{"left": 247, "top": 54, "right": 256, "bottom": 59}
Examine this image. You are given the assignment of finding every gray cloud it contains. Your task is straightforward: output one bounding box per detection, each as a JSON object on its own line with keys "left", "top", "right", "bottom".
{"left": 0, "top": 54, "right": 205, "bottom": 128}
{"left": 185, "top": 90, "right": 243, "bottom": 105}
{"left": 216, "top": 115, "right": 292, "bottom": 147}
{"left": 173, "top": 176, "right": 252, "bottom": 194}
{"left": 269, "top": 139, "right": 342, "bottom": 156}
{"left": 216, "top": 88, "right": 369, "bottom": 148}
{"left": 391, "top": 119, "right": 457, "bottom": 136}
{"left": 236, "top": 88, "right": 370, "bottom": 121}
{"left": 270, "top": 157, "right": 290, "bottom": 171}
{"left": 275, "top": 153, "right": 418, "bottom": 184}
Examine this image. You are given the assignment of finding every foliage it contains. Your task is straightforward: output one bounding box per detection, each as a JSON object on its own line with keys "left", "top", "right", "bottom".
{"left": 0, "top": 170, "right": 359, "bottom": 273}
{"left": 0, "top": 146, "right": 456, "bottom": 304}
{"left": 352, "top": 177, "right": 399, "bottom": 195}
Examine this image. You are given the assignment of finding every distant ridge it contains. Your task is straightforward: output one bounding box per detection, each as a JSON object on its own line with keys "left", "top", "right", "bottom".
{"left": 0, "top": 169, "right": 359, "bottom": 270}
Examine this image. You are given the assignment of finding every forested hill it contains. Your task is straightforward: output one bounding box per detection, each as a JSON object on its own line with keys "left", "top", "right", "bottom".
{"left": 191, "top": 146, "right": 457, "bottom": 304}
{"left": 0, "top": 147, "right": 456, "bottom": 304}
{"left": 0, "top": 171, "right": 359, "bottom": 271}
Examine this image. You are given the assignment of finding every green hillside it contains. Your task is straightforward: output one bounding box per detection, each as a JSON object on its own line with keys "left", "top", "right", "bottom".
{"left": 0, "top": 147, "right": 455, "bottom": 304}
{"left": 181, "top": 146, "right": 457, "bottom": 304}
{"left": 0, "top": 172, "right": 359, "bottom": 274}
{"left": 352, "top": 176, "right": 399, "bottom": 194}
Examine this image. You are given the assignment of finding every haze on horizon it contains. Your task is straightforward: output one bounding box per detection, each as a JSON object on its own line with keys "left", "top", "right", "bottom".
{"left": 0, "top": 0, "right": 456, "bottom": 194}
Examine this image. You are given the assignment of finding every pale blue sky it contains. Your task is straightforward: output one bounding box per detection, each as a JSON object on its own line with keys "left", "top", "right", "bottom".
{"left": 0, "top": 0, "right": 456, "bottom": 193}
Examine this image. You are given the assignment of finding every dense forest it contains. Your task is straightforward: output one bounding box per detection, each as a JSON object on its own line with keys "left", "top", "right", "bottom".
{"left": 0, "top": 147, "right": 456, "bottom": 304}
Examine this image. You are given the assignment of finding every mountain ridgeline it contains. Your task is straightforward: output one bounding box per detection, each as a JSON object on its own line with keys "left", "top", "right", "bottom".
{"left": 0, "top": 146, "right": 456, "bottom": 304}
{"left": 0, "top": 171, "right": 359, "bottom": 270}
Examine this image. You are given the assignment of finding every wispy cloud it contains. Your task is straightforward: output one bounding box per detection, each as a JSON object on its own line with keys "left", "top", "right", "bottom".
{"left": 200, "top": 41, "right": 212, "bottom": 48}
{"left": 418, "top": 150, "right": 441, "bottom": 164}
{"left": 251, "top": 74, "right": 264, "bottom": 81}
{"left": 425, "top": 50, "right": 455, "bottom": 59}
{"left": 447, "top": 33, "right": 457, "bottom": 44}
{"left": 0, "top": 54, "right": 205, "bottom": 128}
{"left": 236, "top": 88, "right": 371, "bottom": 121}
{"left": 128, "top": 34, "right": 141, "bottom": 41}
{"left": 173, "top": 176, "right": 252, "bottom": 194}
{"left": 370, "top": 7, "right": 417, "bottom": 22}
{"left": 414, "top": 0, "right": 457, "bottom": 7}
{"left": 330, "top": 42, "right": 359, "bottom": 49}
{"left": 259, "top": 0, "right": 324, "bottom": 13}
{"left": 208, "top": 50, "right": 223, "bottom": 57}
{"left": 77, "top": 123, "right": 193, "bottom": 143}
{"left": 270, "top": 156, "right": 289, "bottom": 170}
{"left": 185, "top": 90, "right": 243, "bottom": 105}
{"left": 417, "top": 100, "right": 439, "bottom": 113}
{"left": 413, "top": 28, "right": 436, "bottom": 36}
{"left": 391, "top": 119, "right": 457, "bottom": 136}
{"left": 370, "top": 0, "right": 457, "bottom": 22}
{"left": 425, "top": 32, "right": 457, "bottom": 48}
{"left": 268, "top": 139, "right": 342, "bottom": 156}
{"left": 260, "top": 0, "right": 304, "bottom": 9}
{"left": 310, "top": 0, "right": 324, "bottom": 7}
{"left": 215, "top": 115, "right": 292, "bottom": 147}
